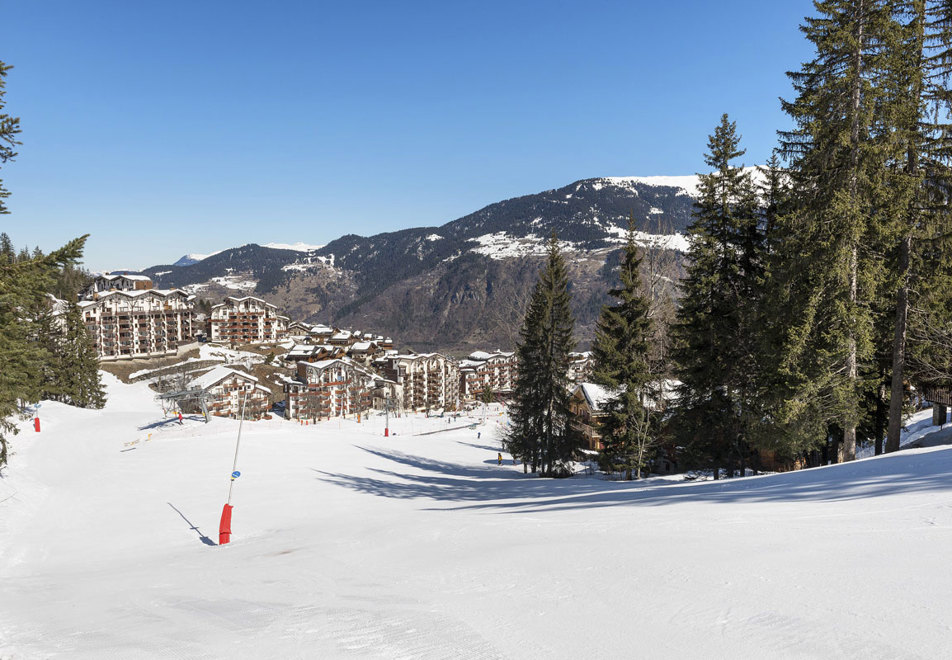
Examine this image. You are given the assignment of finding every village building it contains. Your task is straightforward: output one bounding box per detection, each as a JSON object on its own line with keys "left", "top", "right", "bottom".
{"left": 308, "top": 324, "right": 335, "bottom": 342}
{"left": 79, "top": 287, "right": 196, "bottom": 361}
{"left": 187, "top": 366, "right": 271, "bottom": 420}
{"left": 328, "top": 329, "right": 358, "bottom": 347}
{"left": 286, "top": 321, "right": 314, "bottom": 340}
{"left": 284, "top": 357, "right": 377, "bottom": 421}
{"left": 458, "top": 350, "right": 518, "bottom": 400}
{"left": 208, "top": 296, "right": 288, "bottom": 345}
{"left": 347, "top": 340, "right": 384, "bottom": 365}
{"left": 921, "top": 384, "right": 952, "bottom": 426}
{"left": 569, "top": 382, "right": 614, "bottom": 451}
{"left": 81, "top": 273, "right": 155, "bottom": 299}
{"left": 380, "top": 353, "right": 460, "bottom": 412}
{"left": 567, "top": 351, "right": 594, "bottom": 382}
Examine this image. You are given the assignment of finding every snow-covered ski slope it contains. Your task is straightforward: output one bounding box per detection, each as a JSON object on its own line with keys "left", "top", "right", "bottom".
{"left": 2, "top": 374, "right": 952, "bottom": 658}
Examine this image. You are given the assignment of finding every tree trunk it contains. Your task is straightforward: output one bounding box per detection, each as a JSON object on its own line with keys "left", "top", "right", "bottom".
{"left": 842, "top": 0, "right": 865, "bottom": 464}
{"left": 886, "top": 229, "right": 913, "bottom": 452}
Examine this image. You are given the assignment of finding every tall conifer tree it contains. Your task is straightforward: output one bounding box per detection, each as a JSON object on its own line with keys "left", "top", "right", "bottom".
{"left": 674, "top": 115, "right": 763, "bottom": 477}
{"left": 884, "top": 0, "right": 952, "bottom": 451}
{"left": 591, "top": 217, "right": 656, "bottom": 479}
{"left": 505, "top": 235, "right": 581, "bottom": 477}
{"left": 773, "top": 0, "right": 897, "bottom": 462}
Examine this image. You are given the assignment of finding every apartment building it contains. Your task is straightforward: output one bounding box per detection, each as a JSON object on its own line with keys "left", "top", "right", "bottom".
{"left": 380, "top": 353, "right": 459, "bottom": 412}
{"left": 284, "top": 358, "right": 377, "bottom": 421}
{"left": 188, "top": 366, "right": 271, "bottom": 420}
{"left": 458, "top": 350, "right": 518, "bottom": 400}
{"left": 79, "top": 287, "right": 195, "bottom": 361}
{"left": 208, "top": 296, "right": 288, "bottom": 345}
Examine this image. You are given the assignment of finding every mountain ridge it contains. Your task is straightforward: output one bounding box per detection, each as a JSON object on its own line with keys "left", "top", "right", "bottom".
{"left": 134, "top": 173, "right": 716, "bottom": 351}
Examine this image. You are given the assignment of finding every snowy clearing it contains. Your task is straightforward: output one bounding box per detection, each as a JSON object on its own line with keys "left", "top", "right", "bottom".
{"left": 2, "top": 375, "right": 952, "bottom": 658}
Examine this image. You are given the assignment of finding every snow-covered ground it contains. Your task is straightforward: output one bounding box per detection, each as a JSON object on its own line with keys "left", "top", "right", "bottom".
{"left": 2, "top": 375, "right": 952, "bottom": 658}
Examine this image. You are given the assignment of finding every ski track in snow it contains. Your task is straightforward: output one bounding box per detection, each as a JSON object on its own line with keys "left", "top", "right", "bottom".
{"left": 1, "top": 373, "right": 951, "bottom": 658}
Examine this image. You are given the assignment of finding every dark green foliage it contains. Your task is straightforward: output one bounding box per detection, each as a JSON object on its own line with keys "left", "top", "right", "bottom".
{"left": 673, "top": 115, "right": 764, "bottom": 475}
{"left": 41, "top": 301, "right": 106, "bottom": 409}
{"left": 0, "top": 236, "right": 90, "bottom": 469}
{"left": 591, "top": 216, "right": 657, "bottom": 479}
{"left": 504, "top": 235, "right": 582, "bottom": 477}
{"left": 767, "top": 0, "right": 904, "bottom": 462}
{"left": 0, "top": 62, "right": 21, "bottom": 215}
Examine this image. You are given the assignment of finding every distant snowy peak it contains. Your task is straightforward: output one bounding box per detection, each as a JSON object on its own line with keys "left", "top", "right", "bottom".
{"left": 263, "top": 242, "right": 325, "bottom": 252}
{"left": 592, "top": 174, "right": 701, "bottom": 197}
{"left": 591, "top": 167, "right": 765, "bottom": 198}
{"left": 172, "top": 251, "right": 222, "bottom": 267}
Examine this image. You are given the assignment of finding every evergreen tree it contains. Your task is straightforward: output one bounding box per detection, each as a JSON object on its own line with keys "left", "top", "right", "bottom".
{"left": 591, "top": 216, "right": 656, "bottom": 479}
{"left": 884, "top": 0, "right": 952, "bottom": 451}
{"left": 40, "top": 301, "right": 106, "bottom": 408}
{"left": 673, "top": 115, "right": 763, "bottom": 477}
{"left": 504, "top": 235, "right": 581, "bottom": 477}
{"left": 61, "top": 302, "right": 106, "bottom": 408}
{"left": 0, "top": 60, "right": 99, "bottom": 470}
{"left": 772, "top": 0, "right": 899, "bottom": 462}
{"left": 0, "top": 61, "right": 20, "bottom": 216}
{"left": 0, "top": 237, "right": 89, "bottom": 469}
{"left": 0, "top": 233, "right": 13, "bottom": 264}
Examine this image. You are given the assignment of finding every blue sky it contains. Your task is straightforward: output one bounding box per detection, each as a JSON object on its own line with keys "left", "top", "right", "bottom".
{"left": 3, "top": 1, "right": 814, "bottom": 271}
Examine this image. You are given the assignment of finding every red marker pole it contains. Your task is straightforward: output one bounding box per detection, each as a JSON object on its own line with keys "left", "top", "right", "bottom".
{"left": 219, "top": 392, "right": 247, "bottom": 545}
{"left": 34, "top": 417, "right": 40, "bottom": 432}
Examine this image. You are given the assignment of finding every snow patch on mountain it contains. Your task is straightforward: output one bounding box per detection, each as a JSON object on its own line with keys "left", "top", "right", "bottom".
{"left": 264, "top": 242, "right": 324, "bottom": 252}
{"left": 602, "top": 225, "right": 691, "bottom": 252}
{"left": 471, "top": 232, "right": 577, "bottom": 260}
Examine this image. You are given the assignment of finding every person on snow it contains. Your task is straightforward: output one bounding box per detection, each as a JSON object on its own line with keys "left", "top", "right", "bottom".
{"left": 497, "top": 452, "right": 502, "bottom": 465}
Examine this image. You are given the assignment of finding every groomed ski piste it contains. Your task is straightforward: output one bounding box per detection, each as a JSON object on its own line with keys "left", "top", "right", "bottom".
{"left": 2, "top": 373, "right": 952, "bottom": 658}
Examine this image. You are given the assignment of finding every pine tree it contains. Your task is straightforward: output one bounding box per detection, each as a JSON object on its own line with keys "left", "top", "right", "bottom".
{"left": 884, "top": 0, "right": 952, "bottom": 452}
{"left": 0, "top": 61, "right": 98, "bottom": 470}
{"left": 591, "top": 216, "right": 656, "bottom": 479}
{"left": 40, "top": 301, "right": 106, "bottom": 408}
{"left": 504, "top": 235, "right": 581, "bottom": 477}
{"left": 0, "top": 237, "right": 89, "bottom": 469}
{"left": 63, "top": 302, "right": 105, "bottom": 408}
{"left": 0, "top": 233, "right": 13, "bottom": 264}
{"left": 772, "top": 0, "right": 899, "bottom": 462}
{"left": 0, "top": 61, "right": 20, "bottom": 216}
{"left": 673, "top": 114, "right": 763, "bottom": 477}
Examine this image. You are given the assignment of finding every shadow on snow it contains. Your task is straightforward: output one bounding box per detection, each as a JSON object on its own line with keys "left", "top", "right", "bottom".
{"left": 314, "top": 445, "right": 952, "bottom": 513}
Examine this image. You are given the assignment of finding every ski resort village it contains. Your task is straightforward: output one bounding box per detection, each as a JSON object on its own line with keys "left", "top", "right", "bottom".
{"left": 8, "top": 1, "right": 952, "bottom": 658}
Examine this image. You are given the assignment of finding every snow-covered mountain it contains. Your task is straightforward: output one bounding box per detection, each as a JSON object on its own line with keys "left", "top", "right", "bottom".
{"left": 137, "top": 174, "right": 714, "bottom": 350}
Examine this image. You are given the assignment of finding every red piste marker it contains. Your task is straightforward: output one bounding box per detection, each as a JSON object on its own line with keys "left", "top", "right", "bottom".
{"left": 34, "top": 417, "right": 40, "bottom": 432}
{"left": 219, "top": 503, "right": 233, "bottom": 545}
{"left": 219, "top": 392, "right": 247, "bottom": 546}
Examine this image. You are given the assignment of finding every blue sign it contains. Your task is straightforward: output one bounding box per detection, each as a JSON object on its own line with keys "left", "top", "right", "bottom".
{"left": 231, "top": 471, "right": 241, "bottom": 479}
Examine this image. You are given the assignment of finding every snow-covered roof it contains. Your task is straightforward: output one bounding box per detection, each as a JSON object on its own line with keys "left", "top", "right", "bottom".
{"left": 222, "top": 296, "right": 276, "bottom": 309}
{"left": 92, "top": 288, "right": 189, "bottom": 300}
{"left": 350, "top": 341, "right": 376, "bottom": 352}
{"left": 575, "top": 382, "right": 618, "bottom": 413}
{"left": 188, "top": 366, "right": 270, "bottom": 393}
{"left": 101, "top": 273, "right": 152, "bottom": 282}
{"left": 287, "top": 344, "right": 319, "bottom": 358}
